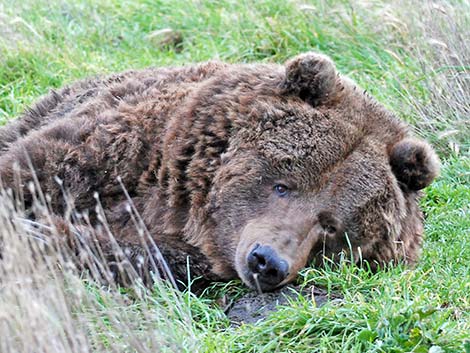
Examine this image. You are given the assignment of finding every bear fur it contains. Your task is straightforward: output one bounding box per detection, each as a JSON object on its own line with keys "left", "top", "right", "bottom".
{"left": 0, "top": 52, "right": 439, "bottom": 291}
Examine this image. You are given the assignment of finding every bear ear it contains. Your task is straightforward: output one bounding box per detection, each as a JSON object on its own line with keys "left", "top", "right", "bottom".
{"left": 281, "top": 52, "right": 338, "bottom": 106}
{"left": 389, "top": 138, "right": 440, "bottom": 191}
{"left": 317, "top": 210, "right": 344, "bottom": 236}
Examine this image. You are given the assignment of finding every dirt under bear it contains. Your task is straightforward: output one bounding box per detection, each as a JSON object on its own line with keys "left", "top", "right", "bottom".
{"left": 0, "top": 52, "right": 439, "bottom": 291}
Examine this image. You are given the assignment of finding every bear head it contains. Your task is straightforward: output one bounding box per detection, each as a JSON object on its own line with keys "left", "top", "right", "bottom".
{"left": 164, "top": 53, "right": 439, "bottom": 291}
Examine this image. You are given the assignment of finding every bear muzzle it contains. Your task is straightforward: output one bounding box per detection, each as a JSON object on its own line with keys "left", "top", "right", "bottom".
{"left": 246, "top": 244, "right": 289, "bottom": 291}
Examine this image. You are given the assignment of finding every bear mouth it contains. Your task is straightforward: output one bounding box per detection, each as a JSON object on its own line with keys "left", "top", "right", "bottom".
{"left": 243, "top": 270, "right": 289, "bottom": 292}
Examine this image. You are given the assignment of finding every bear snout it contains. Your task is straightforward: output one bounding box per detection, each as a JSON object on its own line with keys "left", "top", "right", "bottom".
{"left": 247, "top": 244, "right": 289, "bottom": 291}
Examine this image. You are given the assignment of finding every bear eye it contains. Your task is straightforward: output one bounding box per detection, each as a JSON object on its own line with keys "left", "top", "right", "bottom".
{"left": 274, "top": 184, "right": 289, "bottom": 197}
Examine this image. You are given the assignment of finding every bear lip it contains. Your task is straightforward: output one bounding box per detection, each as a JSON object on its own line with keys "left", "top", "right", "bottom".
{"left": 247, "top": 272, "right": 284, "bottom": 292}
{"left": 242, "top": 266, "right": 291, "bottom": 292}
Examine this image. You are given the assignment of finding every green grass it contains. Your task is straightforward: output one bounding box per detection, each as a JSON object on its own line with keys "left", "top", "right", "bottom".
{"left": 0, "top": 0, "right": 469, "bottom": 352}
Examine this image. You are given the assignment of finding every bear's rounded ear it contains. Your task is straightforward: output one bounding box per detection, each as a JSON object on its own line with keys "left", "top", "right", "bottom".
{"left": 389, "top": 138, "right": 440, "bottom": 191}
{"left": 281, "top": 52, "right": 338, "bottom": 106}
{"left": 317, "top": 210, "right": 344, "bottom": 236}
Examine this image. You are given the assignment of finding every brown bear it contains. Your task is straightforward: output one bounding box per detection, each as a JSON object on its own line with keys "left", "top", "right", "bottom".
{"left": 0, "top": 52, "right": 439, "bottom": 291}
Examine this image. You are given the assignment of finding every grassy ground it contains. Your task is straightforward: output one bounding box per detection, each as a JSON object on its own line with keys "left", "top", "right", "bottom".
{"left": 0, "top": 0, "right": 468, "bottom": 352}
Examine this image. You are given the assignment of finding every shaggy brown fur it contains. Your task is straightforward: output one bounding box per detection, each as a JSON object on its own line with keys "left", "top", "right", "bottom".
{"left": 0, "top": 52, "right": 439, "bottom": 291}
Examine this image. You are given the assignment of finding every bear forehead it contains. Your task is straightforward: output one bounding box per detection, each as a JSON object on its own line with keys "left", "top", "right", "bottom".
{"left": 239, "top": 100, "right": 394, "bottom": 181}
{"left": 183, "top": 61, "right": 406, "bottom": 190}
{"left": 254, "top": 105, "right": 360, "bottom": 159}
{"left": 196, "top": 65, "right": 402, "bottom": 156}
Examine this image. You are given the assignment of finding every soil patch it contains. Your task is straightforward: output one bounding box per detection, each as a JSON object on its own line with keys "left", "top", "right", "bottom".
{"left": 226, "top": 285, "right": 340, "bottom": 325}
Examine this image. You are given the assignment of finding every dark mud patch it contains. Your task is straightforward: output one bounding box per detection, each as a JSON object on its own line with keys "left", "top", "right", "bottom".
{"left": 225, "top": 285, "right": 341, "bottom": 325}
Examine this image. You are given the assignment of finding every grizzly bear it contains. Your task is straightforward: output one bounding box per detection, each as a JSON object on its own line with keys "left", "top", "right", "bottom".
{"left": 0, "top": 52, "right": 439, "bottom": 291}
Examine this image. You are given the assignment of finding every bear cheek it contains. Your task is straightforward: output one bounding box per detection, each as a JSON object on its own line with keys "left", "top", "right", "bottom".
{"left": 278, "top": 230, "right": 321, "bottom": 282}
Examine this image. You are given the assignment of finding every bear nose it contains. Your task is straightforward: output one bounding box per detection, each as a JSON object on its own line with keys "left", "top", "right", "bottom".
{"left": 247, "top": 245, "right": 289, "bottom": 287}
